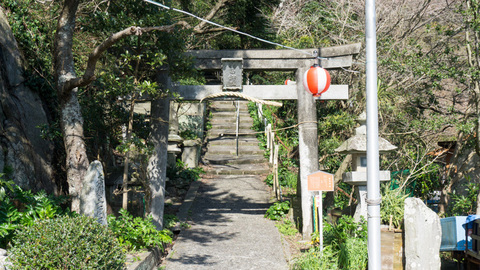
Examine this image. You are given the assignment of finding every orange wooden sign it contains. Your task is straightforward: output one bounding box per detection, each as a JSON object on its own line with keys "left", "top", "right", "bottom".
{"left": 308, "top": 171, "right": 334, "bottom": 191}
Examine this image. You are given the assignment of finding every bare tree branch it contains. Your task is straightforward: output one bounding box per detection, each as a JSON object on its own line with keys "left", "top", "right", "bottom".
{"left": 193, "top": 0, "right": 229, "bottom": 33}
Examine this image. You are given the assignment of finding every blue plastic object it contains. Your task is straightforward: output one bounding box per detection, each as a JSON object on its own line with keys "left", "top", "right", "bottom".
{"left": 440, "top": 216, "right": 473, "bottom": 252}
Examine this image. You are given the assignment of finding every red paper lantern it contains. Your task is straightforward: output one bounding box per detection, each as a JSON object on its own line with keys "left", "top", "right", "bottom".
{"left": 303, "top": 64, "right": 331, "bottom": 97}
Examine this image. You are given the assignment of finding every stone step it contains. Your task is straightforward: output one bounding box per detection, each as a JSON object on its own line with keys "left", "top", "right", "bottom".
{"left": 211, "top": 106, "right": 249, "bottom": 113}
{"left": 210, "top": 112, "right": 251, "bottom": 119}
{"left": 210, "top": 101, "right": 249, "bottom": 109}
{"left": 207, "top": 128, "right": 258, "bottom": 137}
{"left": 205, "top": 163, "right": 270, "bottom": 175}
{"left": 205, "top": 145, "right": 264, "bottom": 155}
{"left": 206, "top": 137, "right": 261, "bottom": 147}
{"left": 202, "top": 101, "right": 269, "bottom": 176}
{"left": 210, "top": 118, "right": 254, "bottom": 124}
{"left": 203, "top": 154, "right": 267, "bottom": 165}
{"left": 210, "top": 123, "right": 254, "bottom": 130}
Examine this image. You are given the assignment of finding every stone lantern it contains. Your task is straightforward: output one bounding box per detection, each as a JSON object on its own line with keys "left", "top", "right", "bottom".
{"left": 335, "top": 112, "right": 397, "bottom": 221}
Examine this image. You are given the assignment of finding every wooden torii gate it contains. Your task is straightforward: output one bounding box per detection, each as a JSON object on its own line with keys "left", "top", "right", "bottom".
{"left": 175, "top": 43, "right": 361, "bottom": 237}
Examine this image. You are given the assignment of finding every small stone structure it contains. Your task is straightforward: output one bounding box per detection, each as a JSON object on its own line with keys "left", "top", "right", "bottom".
{"left": 335, "top": 112, "right": 396, "bottom": 221}
{"left": 404, "top": 197, "right": 441, "bottom": 270}
{"left": 182, "top": 139, "right": 201, "bottom": 168}
{"left": 80, "top": 160, "right": 108, "bottom": 225}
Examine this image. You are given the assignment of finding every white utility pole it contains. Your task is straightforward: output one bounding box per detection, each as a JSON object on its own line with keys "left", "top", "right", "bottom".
{"left": 365, "top": 0, "right": 381, "bottom": 269}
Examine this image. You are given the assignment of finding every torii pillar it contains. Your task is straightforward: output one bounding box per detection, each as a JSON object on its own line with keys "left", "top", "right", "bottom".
{"left": 296, "top": 65, "right": 318, "bottom": 236}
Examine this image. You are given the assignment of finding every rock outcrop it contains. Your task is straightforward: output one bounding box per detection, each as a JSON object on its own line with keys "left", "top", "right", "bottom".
{"left": 0, "top": 7, "right": 56, "bottom": 193}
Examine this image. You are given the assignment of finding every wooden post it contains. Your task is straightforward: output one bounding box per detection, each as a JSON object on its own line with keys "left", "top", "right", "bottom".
{"left": 274, "top": 143, "right": 280, "bottom": 200}
{"left": 297, "top": 66, "right": 319, "bottom": 238}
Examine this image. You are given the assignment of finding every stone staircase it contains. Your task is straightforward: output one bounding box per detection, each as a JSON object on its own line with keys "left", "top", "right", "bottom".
{"left": 202, "top": 101, "right": 270, "bottom": 175}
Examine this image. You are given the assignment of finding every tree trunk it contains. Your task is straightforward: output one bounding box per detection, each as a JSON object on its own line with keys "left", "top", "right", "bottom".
{"left": 54, "top": 0, "right": 89, "bottom": 212}
{"left": 324, "top": 154, "right": 352, "bottom": 210}
{"left": 51, "top": 0, "right": 186, "bottom": 212}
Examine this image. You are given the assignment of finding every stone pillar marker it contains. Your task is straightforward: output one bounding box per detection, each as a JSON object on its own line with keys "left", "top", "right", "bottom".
{"left": 147, "top": 69, "right": 171, "bottom": 230}
{"left": 80, "top": 160, "right": 107, "bottom": 225}
{"left": 404, "top": 197, "right": 442, "bottom": 269}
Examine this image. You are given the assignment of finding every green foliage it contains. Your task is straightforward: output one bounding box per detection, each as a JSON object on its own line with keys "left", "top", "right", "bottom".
{"left": 324, "top": 216, "right": 367, "bottom": 251}
{"left": 293, "top": 245, "right": 340, "bottom": 270}
{"left": 380, "top": 183, "right": 409, "bottom": 229}
{"left": 279, "top": 167, "right": 298, "bottom": 189}
{"left": 337, "top": 237, "right": 368, "bottom": 270}
{"left": 275, "top": 218, "right": 298, "bottom": 236}
{"left": 8, "top": 215, "right": 126, "bottom": 270}
{"left": 163, "top": 214, "right": 180, "bottom": 229}
{"left": 0, "top": 187, "right": 71, "bottom": 249}
{"left": 292, "top": 216, "right": 368, "bottom": 269}
{"left": 265, "top": 201, "right": 290, "bottom": 221}
{"left": 0, "top": 174, "right": 14, "bottom": 202}
{"left": 333, "top": 182, "right": 354, "bottom": 210}
{"left": 167, "top": 160, "right": 204, "bottom": 183}
{"left": 107, "top": 209, "right": 172, "bottom": 252}
{"left": 448, "top": 180, "right": 479, "bottom": 216}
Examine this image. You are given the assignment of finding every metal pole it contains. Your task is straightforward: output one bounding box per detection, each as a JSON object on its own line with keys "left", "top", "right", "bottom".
{"left": 365, "top": 0, "right": 381, "bottom": 269}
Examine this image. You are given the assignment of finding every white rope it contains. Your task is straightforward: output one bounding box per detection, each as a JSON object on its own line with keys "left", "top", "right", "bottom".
{"left": 199, "top": 92, "right": 283, "bottom": 107}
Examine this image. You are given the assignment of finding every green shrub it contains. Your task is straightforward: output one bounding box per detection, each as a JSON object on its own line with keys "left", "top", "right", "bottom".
{"left": 291, "top": 245, "right": 339, "bottom": 270}
{"left": 265, "top": 201, "right": 290, "bottom": 220}
{"left": 0, "top": 187, "right": 71, "bottom": 248}
{"left": 292, "top": 216, "right": 368, "bottom": 269}
{"left": 107, "top": 209, "right": 172, "bottom": 251}
{"left": 448, "top": 182, "right": 479, "bottom": 216}
{"left": 163, "top": 214, "right": 180, "bottom": 229}
{"left": 8, "top": 215, "right": 126, "bottom": 270}
{"left": 338, "top": 237, "right": 368, "bottom": 270}
{"left": 380, "top": 183, "right": 409, "bottom": 229}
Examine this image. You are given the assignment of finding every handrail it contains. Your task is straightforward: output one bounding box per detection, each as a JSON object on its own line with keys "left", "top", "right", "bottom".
{"left": 257, "top": 103, "right": 282, "bottom": 201}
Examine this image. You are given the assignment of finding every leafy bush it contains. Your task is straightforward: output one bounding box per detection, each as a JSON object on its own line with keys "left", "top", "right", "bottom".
{"left": 167, "top": 160, "right": 204, "bottom": 184}
{"left": 338, "top": 237, "right": 368, "bottom": 270}
{"left": 448, "top": 182, "right": 479, "bottom": 216}
{"left": 265, "top": 201, "right": 290, "bottom": 220}
{"left": 8, "top": 215, "right": 126, "bottom": 270}
{"left": 163, "top": 214, "right": 180, "bottom": 229}
{"left": 0, "top": 187, "right": 71, "bottom": 248}
{"left": 293, "top": 216, "right": 368, "bottom": 269}
{"left": 380, "top": 183, "right": 409, "bottom": 229}
{"left": 291, "top": 245, "right": 339, "bottom": 270}
{"left": 279, "top": 167, "right": 297, "bottom": 189}
{"left": 107, "top": 209, "right": 172, "bottom": 251}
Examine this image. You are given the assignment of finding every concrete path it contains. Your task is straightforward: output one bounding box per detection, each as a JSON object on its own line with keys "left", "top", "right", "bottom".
{"left": 164, "top": 174, "right": 289, "bottom": 270}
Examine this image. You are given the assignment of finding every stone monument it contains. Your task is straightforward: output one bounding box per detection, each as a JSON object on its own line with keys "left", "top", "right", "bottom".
{"left": 80, "top": 160, "right": 108, "bottom": 225}
{"left": 404, "top": 197, "right": 441, "bottom": 269}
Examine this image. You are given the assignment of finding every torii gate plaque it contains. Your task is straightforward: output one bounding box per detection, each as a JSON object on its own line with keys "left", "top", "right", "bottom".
{"left": 175, "top": 43, "right": 361, "bottom": 237}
